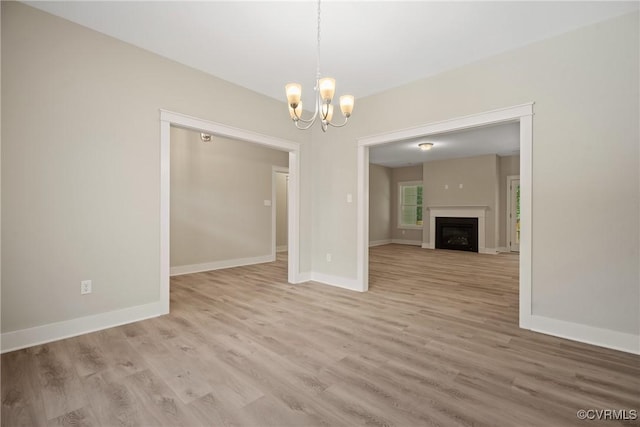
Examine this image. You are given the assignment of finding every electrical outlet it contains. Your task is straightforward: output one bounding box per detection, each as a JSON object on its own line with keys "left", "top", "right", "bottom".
{"left": 326, "top": 253, "right": 332, "bottom": 262}
{"left": 81, "top": 280, "right": 92, "bottom": 295}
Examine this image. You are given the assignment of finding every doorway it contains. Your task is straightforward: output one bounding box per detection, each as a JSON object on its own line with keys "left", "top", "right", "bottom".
{"left": 159, "top": 110, "right": 303, "bottom": 315}
{"left": 357, "top": 103, "right": 534, "bottom": 328}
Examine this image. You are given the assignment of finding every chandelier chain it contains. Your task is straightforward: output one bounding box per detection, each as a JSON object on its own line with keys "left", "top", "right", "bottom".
{"left": 316, "top": 0, "right": 321, "bottom": 79}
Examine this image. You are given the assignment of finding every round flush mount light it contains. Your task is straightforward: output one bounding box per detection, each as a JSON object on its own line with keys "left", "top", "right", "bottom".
{"left": 200, "top": 133, "right": 212, "bottom": 142}
{"left": 418, "top": 142, "right": 434, "bottom": 151}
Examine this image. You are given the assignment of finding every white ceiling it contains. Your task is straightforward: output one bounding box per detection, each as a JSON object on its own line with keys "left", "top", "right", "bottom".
{"left": 25, "top": 1, "right": 638, "bottom": 103}
{"left": 369, "top": 121, "right": 520, "bottom": 168}
{"left": 24, "top": 1, "right": 637, "bottom": 165}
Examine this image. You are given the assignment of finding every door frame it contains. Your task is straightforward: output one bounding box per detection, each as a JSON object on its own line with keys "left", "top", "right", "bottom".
{"left": 506, "top": 175, "right": 521, "bottom": 252}
{"left": 272, "top": 166, "right": 289, "bottom": 257}
{"left": 160, "top": 110, "right": 303, "bottom": 314}
{"left": 356, "top": 103, "right": 534, "bottom": 329}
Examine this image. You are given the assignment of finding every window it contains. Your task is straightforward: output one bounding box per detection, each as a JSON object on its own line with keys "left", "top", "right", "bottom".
{"left": 399, "top": 181, "right": 423, "bottom": 228}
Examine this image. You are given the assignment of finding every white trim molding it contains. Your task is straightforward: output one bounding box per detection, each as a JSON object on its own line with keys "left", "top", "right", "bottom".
{"left": 1, "top": 301, "right": 164, "bottom": 353}
{"left": 427, "top": 206, "right": 489, "bottom": 253}
{"left": 272, "top": 166, "right": 289, "bottom": 260}
{"left": 161, "top": 111, "right": 299, "bottom": 152}
{"left": 530, "top": 315, "right": 640, "bottom": 355}
{"left": 170, "top": 254, "right": 275, "bottom": 276}
{"left": 356, "top": 143, "right": 369, "bottom": 292}
{"left": 518, "top": 112, "right": 533, "bottom": 328}
{"left": 397, "top": 180, "right": 424, "bottom": 229}
{"left": 309, "top": 272, "right": 363, "bottom": 293}
{"left": 357, "top": 102, "right": 534, "bottom": 332}
{"left": 369, "top": 239, "right": 392, "bottom": 247}
{"left": 359, "top": 103, "right": 534, "bottom": 147}
{"left": 296, "top": 272, "right": 311, "bottom": 282}
{"left": 479, "top": 248, "right": 498, "bottom": 255}
{"left": 160, "top": 110, "right": 306, "bottom": 319}
{"left": 391, "top": 239, "right": 422, "bottom": 246}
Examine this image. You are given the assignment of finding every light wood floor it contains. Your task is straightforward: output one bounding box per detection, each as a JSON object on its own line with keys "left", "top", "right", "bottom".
{"left": 2, "top": 245, "right": 639, "bottom": 426}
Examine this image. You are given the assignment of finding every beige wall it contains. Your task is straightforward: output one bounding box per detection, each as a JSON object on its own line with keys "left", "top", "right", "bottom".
{"left": 391, "top": 165, "right": 423, "bottom": 243}
{"left": 1, "top": 2, "right": 311, "bottom": 333}
{"left": 275, "top": 172, "right": 288, "bottom": 249}
{"left": 311, "top": 12, "right": 639, "bottom": 335}
{"left": 378, "top": 156, "right": 512, "bottom": 250}
{"left": 2, "top": 2, "right": 638, "bottom": 347}
{"left": 368, "top": 164, "right": 392, "bottom": 243}
{"left": 170, "top": 127, "right": 287, "bottom": 267}
{"left": 498, "top": 155, "right": 520, "bottom": 248}
{"left": 422, "top": 155, "right": 499, "bottom": 248}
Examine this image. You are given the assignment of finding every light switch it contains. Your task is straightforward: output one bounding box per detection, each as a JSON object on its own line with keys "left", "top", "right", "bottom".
{"left": 347, "top": 193, "right": 353, "bottom": 203}
{"left": 264, "top": 200, "right": 272, "bottom": 206}
{"left": 445, "top": 184, "right": 449, "bottom": 190}
{"left": 459, "top": 184, "right": 463, "bottom": 189}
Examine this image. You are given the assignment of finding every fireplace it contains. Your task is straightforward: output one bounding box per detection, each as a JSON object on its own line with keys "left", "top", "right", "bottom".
{"left": 435, "top": 217, "right": 479, "bottom": 252}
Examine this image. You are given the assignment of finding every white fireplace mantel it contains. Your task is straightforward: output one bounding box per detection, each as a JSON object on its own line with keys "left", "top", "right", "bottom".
{"left": 424, "top": 206, "right": 492, "bottom": 253}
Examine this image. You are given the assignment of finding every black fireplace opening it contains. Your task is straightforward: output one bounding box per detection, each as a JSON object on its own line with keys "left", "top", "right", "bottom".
{"left": 435, "top": 217, "right": 479, "bottom": 252}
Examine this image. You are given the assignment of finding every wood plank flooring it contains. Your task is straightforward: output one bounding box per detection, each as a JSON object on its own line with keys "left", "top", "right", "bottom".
{"left": 2, "top": 244, "right": 639, "bottom": 426}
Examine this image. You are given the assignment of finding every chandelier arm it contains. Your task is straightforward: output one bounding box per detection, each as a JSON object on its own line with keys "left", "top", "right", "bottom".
{"left": 294, "top": 109, "right": 319, "bottom": 124}
{"left": 291, "top": 84, "right": 321, "bottom": 123}
{"left": 327, "top": 117, "right": 350, "bottom": 128}
{"left": 294, "top": 119, "right": 318, "bottom": 130}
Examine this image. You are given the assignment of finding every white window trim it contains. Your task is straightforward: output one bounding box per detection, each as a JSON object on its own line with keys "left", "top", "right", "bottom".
{"left": 397, "top": 180, "right": 424, "bottom": 229}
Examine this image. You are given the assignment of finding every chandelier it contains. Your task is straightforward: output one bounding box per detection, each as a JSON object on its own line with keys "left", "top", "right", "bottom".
{"left": 285, "top": 0, "right": 354, "bottom": 132}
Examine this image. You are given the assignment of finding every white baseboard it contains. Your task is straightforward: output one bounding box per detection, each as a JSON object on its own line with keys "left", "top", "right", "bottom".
{"left": 421, "top": 242, "right": 434, "bottom": 249}
{"left": 390, "top": 239, "right": 422, "bottom": 246}
{"left": 309, "top": 272, "right": 364, "bottom": 292}
{"left": 529, "top": 314, "right": 639, "bottom": 355}
{"left": 276, "top": 245, "right": 288, "bottom": 253}
{"left": 1, "top": 301, "right": 166, "bottom": 354}
{"left": 369, "top": 239, "right": 392, "bottom": 247}
{"left": 295, "top": 272, "right": 311, "bottom": 283}
{"left": 284, "top": 271, "right": 363, "bottom": 293}
{"left": 170, "top": 254, "right": 275, "bottom": 276}
{"left": 479, "top": 247, "right": 498, "bottom": 255}
{"left": 496, "top": 246, "right": 508, "bottom": 253}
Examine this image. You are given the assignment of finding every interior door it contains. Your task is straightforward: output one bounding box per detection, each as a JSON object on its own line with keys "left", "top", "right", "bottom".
{"left": 509, "top": 179, "right": 520, "bottom": 252}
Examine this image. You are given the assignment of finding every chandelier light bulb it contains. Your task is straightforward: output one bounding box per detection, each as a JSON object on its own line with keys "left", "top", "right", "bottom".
{"left": 285, "top": 83, "right": 302, "bottom": 107}
{"left": 319, "top": 77, "right": 336, "bottom": 102}
{"left": 339, "top": 95, "right": 354, "bottom": 117}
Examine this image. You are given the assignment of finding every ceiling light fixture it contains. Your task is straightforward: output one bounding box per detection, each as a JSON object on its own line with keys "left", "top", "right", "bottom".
{"left": 200, "top": 133, "right": 212, "bottom": 142}
{"left": 285, "top": 0, "right": 354, "bottom": 132}
{"left": 419, "top": 142, "right": 434, "bottom": 151}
